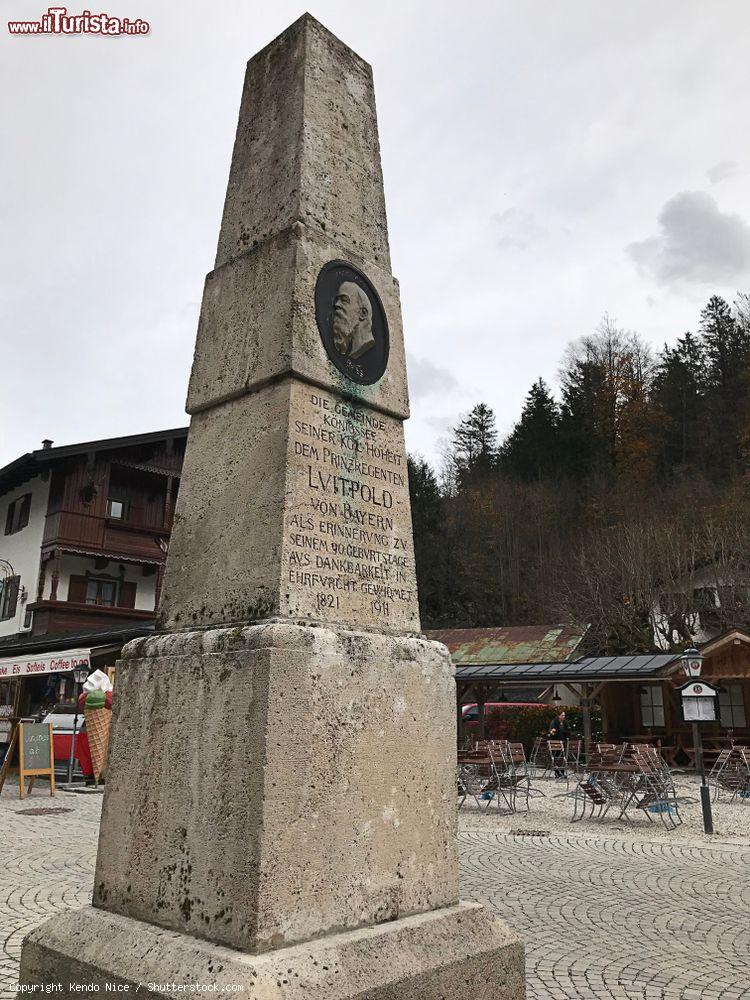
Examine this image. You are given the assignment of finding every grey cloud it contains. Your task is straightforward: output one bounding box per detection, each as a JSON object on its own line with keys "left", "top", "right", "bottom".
{"left": 707, "top": 160, "right": 739, "bottom": 184}
{"left": 627, "top": 190, "right": 750, "bottom": 286}
{"left": 407, "top": 354, "right": 459, "bottom": 402}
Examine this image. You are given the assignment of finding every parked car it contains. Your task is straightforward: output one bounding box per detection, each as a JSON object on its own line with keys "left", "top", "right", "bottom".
{"left": 40, "top": 704, "right": 83, "bottom": 734}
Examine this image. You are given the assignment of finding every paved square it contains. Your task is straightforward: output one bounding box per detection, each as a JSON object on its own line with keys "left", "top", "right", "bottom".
{"left": 460, "top": 830, "right": 750, "bottom": 1000}
{"left": 1, "top": 782, "right": 749, "bottom": 999}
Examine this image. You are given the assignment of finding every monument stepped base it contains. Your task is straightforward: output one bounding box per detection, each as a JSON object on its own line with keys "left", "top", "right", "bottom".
{"left": 88, "top": 623, "right": 464, "bottom": 950}
{"left": 20, "top": 902, "right": 525, "bottom": 999}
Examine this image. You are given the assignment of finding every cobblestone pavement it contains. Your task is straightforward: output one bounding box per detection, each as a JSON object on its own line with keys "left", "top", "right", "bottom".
{"left": 460, "top": 829, "right": 750, "bottom": 1000}
{"left": 2, "top": 785, "right": 749, "bottom": 999}
{"left": 0, "top": 785, "right": 101, "bottom": 999}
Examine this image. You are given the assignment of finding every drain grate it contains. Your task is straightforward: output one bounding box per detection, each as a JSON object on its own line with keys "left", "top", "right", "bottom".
{"left": 510, "top": 829, "right": 550, "bottom": 837}
{"left": 16, "top": 807, "right": 74, "bottom": 817}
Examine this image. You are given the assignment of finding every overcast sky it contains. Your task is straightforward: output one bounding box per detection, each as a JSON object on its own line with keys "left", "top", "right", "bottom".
{"left": 2, "top": 1, "right": 750, "bottom": 470}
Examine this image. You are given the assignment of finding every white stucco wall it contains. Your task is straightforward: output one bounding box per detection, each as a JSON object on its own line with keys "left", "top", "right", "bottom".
{"left": 43, "top": 553, "right": 157, "bottom": 611}
{"left": 0, "top": 474, "right": 49, "bottom": 637}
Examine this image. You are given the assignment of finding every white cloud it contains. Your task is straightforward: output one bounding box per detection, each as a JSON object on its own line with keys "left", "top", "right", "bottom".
{"left": 627, "top": 191, "right": 750, "bottom": 287}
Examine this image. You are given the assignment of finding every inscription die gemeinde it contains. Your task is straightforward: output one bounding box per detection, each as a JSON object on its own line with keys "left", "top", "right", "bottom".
{"left": 284, "top": 383, "right": 418, "bottom": 630}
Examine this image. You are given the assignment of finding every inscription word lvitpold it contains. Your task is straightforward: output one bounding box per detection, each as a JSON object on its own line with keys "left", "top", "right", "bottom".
{"left": 286, "top": 389, "right": 416, "bottom": 623}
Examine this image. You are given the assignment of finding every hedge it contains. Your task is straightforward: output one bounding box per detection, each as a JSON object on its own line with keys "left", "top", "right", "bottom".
{"left": 463, "top": 704, "right": 603, "bottom": 754}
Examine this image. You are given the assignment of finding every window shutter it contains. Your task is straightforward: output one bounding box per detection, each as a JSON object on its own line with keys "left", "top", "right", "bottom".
{"left": 67, "top": 575, "right": 88, "bottom": 603}
{"left": 19, "top": 494, "right": 31, "bottom": 531}
{"left": 4, "top": 503, "right": 13, "bottom": 535}
{"left": 119, "top": 581, "right": 137, "bottom": 609}
{"left": 5, "top": 576, "right": 19, "bottom": 618}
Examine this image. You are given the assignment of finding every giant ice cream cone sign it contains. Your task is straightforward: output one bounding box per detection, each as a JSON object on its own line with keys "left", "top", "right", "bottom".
{"left": 77, "top": 670, "right": 113, "bottom": 783}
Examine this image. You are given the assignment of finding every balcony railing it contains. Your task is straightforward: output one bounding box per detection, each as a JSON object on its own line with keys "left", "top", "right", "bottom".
{"left": 43, "top": 509, "right": 170, "bottom": 559}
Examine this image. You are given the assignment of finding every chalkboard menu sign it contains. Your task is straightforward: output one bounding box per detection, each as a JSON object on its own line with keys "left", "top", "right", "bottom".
{"left": 19, "top": 722, "right": 55, "bottom": 799}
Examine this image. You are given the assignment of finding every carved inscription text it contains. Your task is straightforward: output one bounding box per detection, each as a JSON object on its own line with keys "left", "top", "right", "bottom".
{"left": 283, "top": 384, "right": 419, "bottom": 630}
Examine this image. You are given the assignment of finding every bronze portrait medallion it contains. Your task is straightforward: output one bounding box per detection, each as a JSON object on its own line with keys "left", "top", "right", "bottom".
{"left": 315, "top": 261, "right": 389, "bottom": 385}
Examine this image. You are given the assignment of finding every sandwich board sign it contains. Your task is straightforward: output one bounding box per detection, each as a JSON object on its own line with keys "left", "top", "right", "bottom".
{"left": 18, "top": 722, "right": 55, "bottom": 799}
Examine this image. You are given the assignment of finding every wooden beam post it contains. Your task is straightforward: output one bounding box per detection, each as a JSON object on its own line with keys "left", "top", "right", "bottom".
{"left": 456, "top": 684, "right": 464, "bottom": 747}
{"left": 49, "top": 549, "right": 61, "bottom": 602}
{"left": 0, "top": 679, "right": 24, "bottom": 796}
{"left": 581, "top": 682, "right": 593, "bottom": 753}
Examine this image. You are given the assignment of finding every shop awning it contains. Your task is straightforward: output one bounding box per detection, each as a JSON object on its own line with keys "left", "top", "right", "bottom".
{"left": 0, "top": 647, "right": 91, "bottom": 679}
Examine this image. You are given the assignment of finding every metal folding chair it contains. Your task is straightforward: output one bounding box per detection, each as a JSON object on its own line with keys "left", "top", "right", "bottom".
{"left": 547, "top": 740, "right": 567, "bottom": 780}
{"left": 711, "top": 747, "right": 750, "bottom": 803}
{"left": 530, "top": 736, "right": 551, "bottom": 777}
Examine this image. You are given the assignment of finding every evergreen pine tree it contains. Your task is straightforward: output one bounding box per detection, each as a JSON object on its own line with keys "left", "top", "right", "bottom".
{"left": 445, "top": 403, "right": 498, "bottom": 488}
{"left": 502, "top": 379, "right": 561, "bottom": 481}
{"left": 652, "top": 332, "right": 707, "bottom": 473}
{"left": 558, "top": 358, "right": 610, "bottom": 480}
{"left": 699, "top": 295, "right": 750, "bottom": 477}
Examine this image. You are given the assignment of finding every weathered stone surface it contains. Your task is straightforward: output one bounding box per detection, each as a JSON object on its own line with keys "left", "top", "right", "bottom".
{"left": 186, "top": 224, "right": 409, "bottom": 420}
{"left": 160, "top": 379, "right": 419, "bottom": 634}
{"left": 215, "top": 14, "right": 390, "bottom": 273}
{"left": 158, "top": 383, "right": 288, "bottom": 631}
{"left": 92, "top": 624, "right": 456, "bottom": 952}
{"left": 21, "top": 902, "right": 525, "bottom": 999}
{"left": 161, "top": 14, "right": 414, "bottom": 638}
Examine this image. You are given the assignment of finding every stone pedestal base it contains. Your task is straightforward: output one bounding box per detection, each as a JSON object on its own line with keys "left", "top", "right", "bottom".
{"left": 18, "top": 621, "right": 525, "bottom": 997}
{"left": 20, "top": 902, "right": 525, "bottom": 999}
{"left": 82, "top": 623, "right": 464, "bottom": 952}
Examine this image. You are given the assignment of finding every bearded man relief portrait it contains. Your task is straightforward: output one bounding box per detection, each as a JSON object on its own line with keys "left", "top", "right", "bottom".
{"left": 332, "top": 281, "right": 375, "bottom": 359}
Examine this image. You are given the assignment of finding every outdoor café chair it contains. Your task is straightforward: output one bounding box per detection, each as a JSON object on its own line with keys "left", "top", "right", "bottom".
{"left": 708, "top": 748, "right": 736, "bottom": 801}
{"left": 711, "top": 747, "right": 750, "bottom": 803}
{"left": 483, "top": 741, "right": 519, "bottom": 813}
{"left": 457, "top": 758, "right": 497, "bottom": 811}
{"left": 566, "top": 739, "right": 584, "bottom": 777}
{"left": 625, "top": 747, "right": 682, "bottom": 829}
{"left": 547, "top": 740, "right": 568, "bottom": 781}
{"left": 530, "top": 736, "right": 552, "bottom": 777}
{"left": 571, "top": 766, "right": 621, "bottom": 822}
{"left": 737, "top": 749, "right": 750, "bottom": 800}
{"left": 499, "top": 741, "right": 540, "bottom": 812}
{"left": 457, "top": 741, "right": 515, "bottom": 813}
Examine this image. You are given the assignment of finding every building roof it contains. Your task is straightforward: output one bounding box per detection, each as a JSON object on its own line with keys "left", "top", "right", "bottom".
{"left": 0, "top": 427, "right": 189, "bottom": 495}
{"left": 426, "top": 625, "right": 587, "bottom": 665}
{"left": 0, "top": 621, "right": 156, "bottom": 657}
{"left": 697, "top": 627, "right": 750, "bottom": 659}
{"left": 455, "top": 652, "right": 679, "bottom": 684}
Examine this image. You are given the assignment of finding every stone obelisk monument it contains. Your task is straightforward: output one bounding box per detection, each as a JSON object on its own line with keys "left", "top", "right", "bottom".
{"left": 20, "top": 16, "right": 524, "bottom": 998}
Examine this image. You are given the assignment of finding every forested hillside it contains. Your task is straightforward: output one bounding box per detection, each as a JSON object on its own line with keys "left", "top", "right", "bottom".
{"left": 409, "top": 294, "right": 750, "bottom": 654}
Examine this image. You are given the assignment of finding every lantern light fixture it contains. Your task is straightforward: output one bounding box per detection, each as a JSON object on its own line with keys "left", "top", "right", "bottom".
{"left": 681, "top": 647, "right": 703, "bottom": 678}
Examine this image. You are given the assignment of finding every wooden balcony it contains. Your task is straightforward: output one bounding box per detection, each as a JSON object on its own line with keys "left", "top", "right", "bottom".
{"left": 27, "top": 600, "right": 157, "bottom": 637}
{"left": 42, "top": 510, "right": 170, "bottom": 561}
